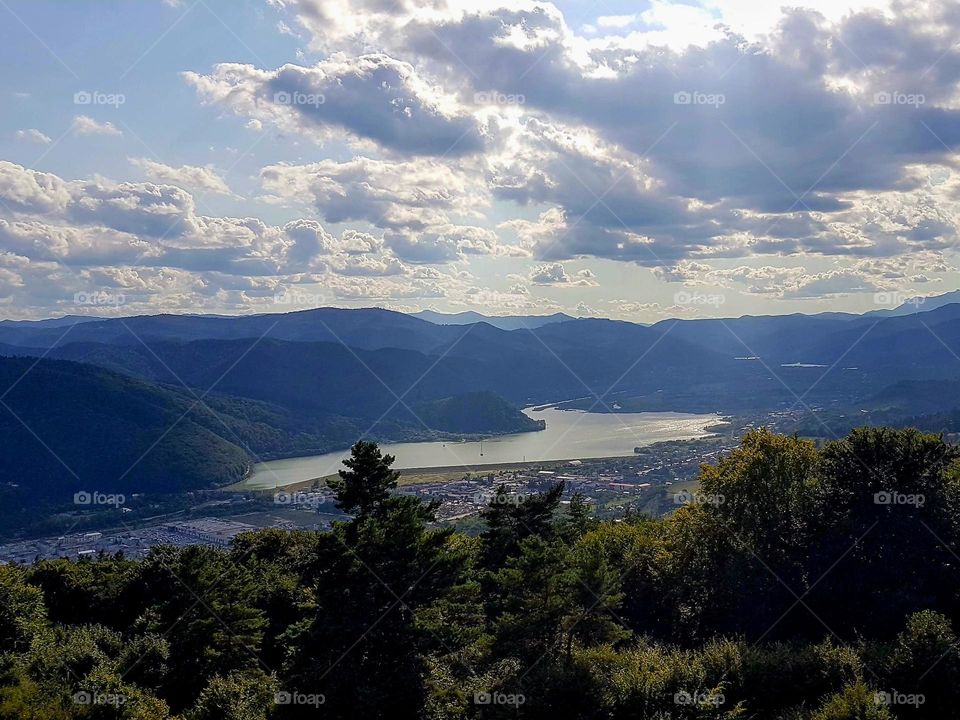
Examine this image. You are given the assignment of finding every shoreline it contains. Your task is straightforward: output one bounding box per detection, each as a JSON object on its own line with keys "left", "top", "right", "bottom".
{"left": 234, "top": 428, "right": 732, "bottom": 493}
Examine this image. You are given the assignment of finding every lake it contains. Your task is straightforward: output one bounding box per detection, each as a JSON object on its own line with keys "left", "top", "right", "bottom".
{"left": 242, "top": 406, "right": 724, "bottom": 489}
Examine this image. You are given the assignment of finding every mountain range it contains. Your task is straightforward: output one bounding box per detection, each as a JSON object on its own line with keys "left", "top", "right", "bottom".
{"left": 410, "top": 309, "right": 576, "bottom": 330}
{"left": 2, "top": 294, "right": 960, "bottom": 525}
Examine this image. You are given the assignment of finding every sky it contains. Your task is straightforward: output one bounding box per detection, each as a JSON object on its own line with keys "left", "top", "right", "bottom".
{"left": 0, "top": 0, "right": 958, "bottom": 321}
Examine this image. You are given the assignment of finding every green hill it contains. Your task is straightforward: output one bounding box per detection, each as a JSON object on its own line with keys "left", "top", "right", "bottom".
{"left": 0, "top": 358, "right": 548, "bottom": 527}
{"left": 0, "top": 357, "right": 252, "bottom": 507}
{"left": 411, "top": 391, "right": 545, "bottom": 434}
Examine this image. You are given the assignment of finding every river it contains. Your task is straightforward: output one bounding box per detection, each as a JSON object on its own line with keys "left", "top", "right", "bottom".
{"left": 242, "top": 406, "right": 723, "bottom": 489}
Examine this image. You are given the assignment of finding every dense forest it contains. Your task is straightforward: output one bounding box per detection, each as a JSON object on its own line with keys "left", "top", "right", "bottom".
{"left": 3, "top": 428, "right": 960, "bottom": 718}
{"left": 0, "top": 356, "right": 539, "bottom": 529}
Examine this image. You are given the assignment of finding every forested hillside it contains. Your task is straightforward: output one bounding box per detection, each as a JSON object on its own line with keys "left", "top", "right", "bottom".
{"left": 0, "top": 356, "right": 540, "bottom": 528}
{"left": 412, "top": 391, "right": 546, "bottom": 434}
{"left": 0, "top": 357, "right": 252, "bottom": 507}
{"left": 2, "top": 429, "right": 960, "bottom": 718}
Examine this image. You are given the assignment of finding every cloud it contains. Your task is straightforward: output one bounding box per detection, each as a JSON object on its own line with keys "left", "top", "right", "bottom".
{"left": 8, "top": 1, "right": 960, "bottom": 317}
{"left": 282, "top": 219, "right": 338, "bottom": 263}
{"left": 184, "top": 54, "right": 484, "bottom": 156}
{"left": 527, "top": 261, "right": 598, "bottom": 286}
{"left": 0, "top": 161, "right": 512, "bottom": 315}
{"left": 652, "top": 252, "right": 952, "bottom": 299}
{"left": 129, "top": 158, "right": 234, "bottom": 196}
{"left": 71, "top": 115, "right": 122, "bottom": 136}
{"left": 530, "top": 262, "right": 571, "bottom": 285}
{"left": 0, "top": 162, "right": 72, "bottom": 214}
{"left": 384, "top": 231, "right": 462, "bottom": 264}
{"left": 259, "top": 156, "right": 484, "bottom": 230}
{"left": 15, "top": 129, "right": 51, "bottom": 145}
{"left": 263, "top": 0, "right": 960, "bottom": 272}
{"left": 596, "top": 15, "right": 639, "bottom": 29}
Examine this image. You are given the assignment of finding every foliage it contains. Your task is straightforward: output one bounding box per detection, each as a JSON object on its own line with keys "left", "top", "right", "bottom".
{"left": 3, "top": 429, "right": 960, "bottom": 718}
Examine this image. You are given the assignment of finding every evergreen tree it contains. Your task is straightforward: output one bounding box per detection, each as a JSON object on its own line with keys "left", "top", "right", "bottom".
{"left": 331, "top": 440, "right": 401, "bottom": 518}
{"left": 481, "top": 482, "right": 564, "bottom": 567}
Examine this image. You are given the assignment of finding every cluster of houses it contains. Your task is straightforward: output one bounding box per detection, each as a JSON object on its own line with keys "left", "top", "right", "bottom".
{"left": 0, "top": 518, "right": 258, "bottom": 564}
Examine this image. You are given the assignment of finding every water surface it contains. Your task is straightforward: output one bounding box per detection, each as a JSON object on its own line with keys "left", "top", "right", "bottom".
{"left": 243, "top": 407, "right": 722, "bottom": 489}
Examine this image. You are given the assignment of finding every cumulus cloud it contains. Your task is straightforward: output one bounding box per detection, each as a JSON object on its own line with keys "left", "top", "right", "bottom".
{"left": 652, "top": 252, "right": 952, "bottom": 299}
{"left": 264, "top": 0, "right": 960, "bottom": 272}
{"left": 129, "top": 158, "right": 234, "bottom": 196}
{"left": 528, "top": 262, "right": 598, "bottom": 286}
{"left": 0, "top": 161, "right": 504, "bottom": 315}
{"left": 260, "top": 156, "right": 484, "bottom": 230}
{"left": 184, "top": 54, "right": 483, "bottom": 156}
{"left": 71, "top": 115, "right": 122, "bottom": 136}
{"left": 530, "top": 262, "right": 571, "bottom": 285}
{"left": 15, "top": 129, "right": 51, "bottom": 144}
{"left": 8, "top": 1, "right": 960, "bottom": 316}
{"left": 0, "top": 162, "right": 72, "bottom": 215}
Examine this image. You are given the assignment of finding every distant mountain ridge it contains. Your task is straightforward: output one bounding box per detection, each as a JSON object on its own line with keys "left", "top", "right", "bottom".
{"left": 15, "top": 318, "right": 745, "bottom": 410}
{"left": 412, "top": 309, "right": 575, "bottom": 330}
{"left": 0, "top": 307, "right": 456, "bottom": 352}
{"left": 6, "top": 302, "right": 960, "bottom": 418}
{"left": 0, "top": 314, "right": 106, "bottom": 328}
{"left": 865, "top": 289, "right": 960, "bottom": 317}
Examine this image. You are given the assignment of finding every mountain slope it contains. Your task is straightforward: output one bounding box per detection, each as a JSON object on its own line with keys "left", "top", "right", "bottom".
{"left": 411, "top": 392, "right": 545, "bottom": 434}
{"left": 0, "top": 357, "right": 252, "bottom": 510}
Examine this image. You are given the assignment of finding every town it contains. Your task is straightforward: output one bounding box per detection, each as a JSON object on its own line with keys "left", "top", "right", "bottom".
{"left": 0, "top": 434, "right": 738, "bottom": 564}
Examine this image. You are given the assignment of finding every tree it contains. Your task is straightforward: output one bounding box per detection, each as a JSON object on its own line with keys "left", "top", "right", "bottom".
{"left": 885, "top": 610, "right": 960, "bottom": 719}
{"left": 487, "top": 536, "right": 575, "bottom": 665}
{"left": 187, "top": 671, "right": 277, "bottom": 720}
{"left": 481, "top": 482, "right": 564, "bottom": 567}
{"left": 812, "top": 683, "right": 893, "bottom": 720}
{"left": 812, "top": 428, "right": 960, "bottom": 637}
{"left": 563, "top": 535, "right": 630, "bottom": 660}
{"left": 559, "top": 492, "right": 597, "bottom": 542}
{"left": 331, "top": 440, "right": 401, "bottom": 518}
{"left": 128, "top": 546, "right": 267, "bottom": 711}
{"left": 286, "top": 469, "right": 458, "bottom": 718}
{"left": 0, "top": 565, "right": 49, "bottom": 657}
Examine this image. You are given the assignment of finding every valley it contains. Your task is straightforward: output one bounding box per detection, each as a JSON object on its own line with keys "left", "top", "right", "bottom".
{"left": 3, "top": 299, "right": 960, "bottom": 540}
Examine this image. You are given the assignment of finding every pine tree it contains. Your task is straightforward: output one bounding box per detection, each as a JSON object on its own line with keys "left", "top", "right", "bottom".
{"left": 331, "top": 440, "right": 401, "bottom": 518}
